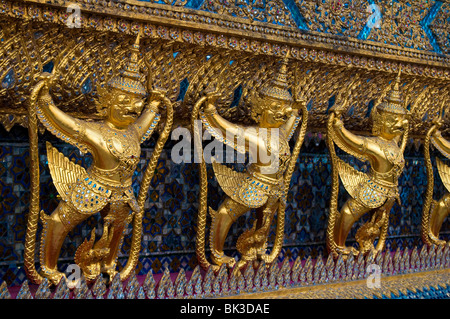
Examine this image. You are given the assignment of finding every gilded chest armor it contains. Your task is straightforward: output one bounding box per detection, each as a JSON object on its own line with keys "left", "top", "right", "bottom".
{"left": 46, "top": 124, "right": 142, "bottom": 216}
{"left": 96, "top": 123, "right": 141, "bottom": 184}
{"left": 262, "top": 129, "right": 291, "bottom": 179}
{"left": 358, "top": 137, "right": 404, "bottom": 208}
{"left": 212, "top": 161, "right": 286, "bottom": 209}
{"left": 337, "top": 137, "right": 405, "bottom": 209}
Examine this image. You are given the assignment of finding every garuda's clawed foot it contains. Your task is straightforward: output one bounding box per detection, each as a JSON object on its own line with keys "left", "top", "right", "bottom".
{"left": 211, "top": 251, "right": 236, "bottom": 268}
{"left": 429, "top": 233, "right": 446, "bottom": 246}
{"left": 40, "top": 265, "right": 66, "bottom": 286}
{"left": 101, "top": 263, "right": 118, "bottom": 283}
{"left": 336, "top": 245, "right": 359, "bottom": 258}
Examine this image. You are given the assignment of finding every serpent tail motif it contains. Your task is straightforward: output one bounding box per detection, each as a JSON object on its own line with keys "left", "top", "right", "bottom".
{"left": 119, "top": 97, "right": 174, "bottom": 281}
{"left": 421, "top": 124, "right": 437, "bottom": 246}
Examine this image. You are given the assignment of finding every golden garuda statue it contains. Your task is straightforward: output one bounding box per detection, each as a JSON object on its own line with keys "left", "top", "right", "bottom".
{"left": 24, "top": 35, "right": 174, "bottom": 285}
{"left": 327, "top": 71, "right": 410, "bottom": 258}
{"left": 192, "top": 54, "right": 309, "bottom": 271}
{"left": 422, "top": 100, "right": 450, "bottom": 246}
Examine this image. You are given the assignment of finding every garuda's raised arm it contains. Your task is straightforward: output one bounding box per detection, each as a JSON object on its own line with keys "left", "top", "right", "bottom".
{"left": 432, "top": 126, "right": 450, "bottom": 159}
{"left": 329, "top": 108, "right": 372, "bottom": 162}
{"left": 198, "top": 92, "right": 258, "bottom": 153}
{"left": 30, "top": 73, "right": 94, "bottom": 154}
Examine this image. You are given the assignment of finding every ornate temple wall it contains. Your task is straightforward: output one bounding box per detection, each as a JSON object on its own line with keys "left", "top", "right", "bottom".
{"left": 0, "top": 124, "right": 448, "bottom": 286}
{"left": 0, "top": 0, "right": 449, "bottom": 289}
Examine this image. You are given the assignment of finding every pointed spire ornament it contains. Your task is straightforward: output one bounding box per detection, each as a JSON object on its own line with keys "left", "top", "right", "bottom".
{"left": 108, "top": 33, "right": 146, "bottom": 97}
{"left": 188, "top": 266, "right": 203, "bottom": 297}
{"left": 401, "top": 248, "right": 410, "bottom": 273}
{"left": 53, "top": 277, "right": 70, "bottom": 299}
{"left": 258, "top": 52, "right": 293, "bottom": 103}
{"left": 443, "top": 243, "right": 450, "bottom": 268}
{"left": 279, "top": 258, "right": 291, "bottom": 287}
{"left": 436, "top": 245, "right": 444, "bottom": 269}
{"left": 377, "top": 69, "right": 406, "bottom": 115}
{"left": 219, "top": 265, "right": 230, "bottom": 296}
{"left": 268, "top": 262, "right": 279, "bottom": 290}
{"left": 243, "top": 264, "right": 255, "bottom": 293}
{"left": 301, "top": 256, "right": 313, "bottom": 285}
{"left": 324, "top": 254, "right": 335, "bottom": 283}
{"left": 374, "top": 250, "right": 383, "bottom": 268}
{"left": 355, "top": 253, "right": 365, "bottom": 280}
{"left": 35, "top": 277, "right": 52, "bottom": 299}
{"left": 429, "top": 245, "right": 437, "bottom": 269}
{"left": 419, "top": 245, "right": 428, "bottom": 271}
{"left": 393, "top": 247, "right": 401, "bottom": 275}
{"left": 365, "top": 249, "right": 375, "bottom": 267}
{"left": 334, "top": 254, "right": 345, "bottom": 282}
{"left": 174, "top": 269, "right": 187, "bottom": 298}
{"left": 212, "top": 264, "right": 228, "bottom": 297}
{"left": 0, "top": 281, "right": 11, "bottom": 299}
{"left": 382, "top": 251, "right": 393, "bottom": 275}
{"left": 125, "top": 273, "right": 140, "bottom": 299}
{"left": 236, "top": 269, "right": 246, "bottom": 294}
{"left": 202, "top": 266, "right": 215, "bottom": 297}
{"left": 16, "top": 280, "right": 33, "bottom": 299}
{"left": 344, "top": 252, "right": 354, "bottom": 281}
{"left": 184, "top": 276, "right": 194, "bottom": 298}
{"left": 137, "top": 286, "right": 146, "bottom": 299}
{"left": 410, "top": 247, "right": 420, "bottom": 272}
{"left": 313, "top": 256, "right": 324, "bottom": 284}
{"left": 74, "top": 275, "right": 89, "bottom": 299}
{"left": 91, "top": 275, "right": 106, "bottom": 299}
{"left": 143, "top": 269, "right": 156, "bottom": 299}
{"left": 228, "top": 268, "right": 238, "bottom": 295}
{"left": 157, "top": 267, "right": 174, "bottom": 299}
{"left": 254, "top": 260, "right": 268, "bottom": 292}
{"left": 166, "top": 277, "right": 175, "bottom": 298}
{"left": 290, "top": 257, "right": 302, "bottom": 285}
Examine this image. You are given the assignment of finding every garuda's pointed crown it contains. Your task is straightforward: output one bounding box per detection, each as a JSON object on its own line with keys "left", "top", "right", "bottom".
{"left": 108, "top": 34, "right": 147, "bottom": 97}
{"left": 258, "top": 53, "right": 293, "bottom": 103}
{"left": 377, "top": 70, "right": 407, "bottom": 115}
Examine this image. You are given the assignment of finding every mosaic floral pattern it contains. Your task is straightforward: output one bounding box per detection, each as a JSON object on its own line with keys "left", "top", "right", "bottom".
{"left": 296, "top": 0, "right": 371, "bottom": 37}
{"left": 0, "top": 124, "right": 448, "bottom": 286}
{"left": 430, "top": 2, "right": 450, "bottom": 54}
{"left": 366, "top": 0, "right": 436, "bottom": 51}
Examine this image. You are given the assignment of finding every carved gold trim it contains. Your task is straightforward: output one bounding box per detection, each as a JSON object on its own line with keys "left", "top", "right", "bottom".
{"left": 6, "top": 0, "right": 450, "bottom": 75}
{"left": 224, "top": 268, "right": 450, "bottom": 299}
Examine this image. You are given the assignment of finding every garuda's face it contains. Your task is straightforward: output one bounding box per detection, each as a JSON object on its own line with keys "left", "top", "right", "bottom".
{"left": 107, "top": 89, "right": 144, "bottom": 128}
{"left": 380, "top": 111, "right": 408, "bottom": 139}
{"left": 260, "top": 97, "right": 293, "bottom": 128}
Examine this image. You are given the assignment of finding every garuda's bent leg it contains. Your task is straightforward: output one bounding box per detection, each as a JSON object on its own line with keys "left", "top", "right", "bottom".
{"left": 101, "top": 201, "right": 131, "bottom": 279}
{"left": 254, "top": 196, "right": 280, "bottom": 257}
{"left": 210, "top": 196, "right": 249, "bottom": 267}
{"left": 40, "top": 202, "right": 93, "bottom": 284}
{"left": 334, "top": 198, "right": 371, "bottom": 255}
{"left": 429, "top": 193, "right": 450, "bottom": 245}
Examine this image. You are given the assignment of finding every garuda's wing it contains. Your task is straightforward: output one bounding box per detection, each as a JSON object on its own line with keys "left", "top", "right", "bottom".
{"left": 211, "top": 161, "right": 246, "bottom": 200}
{"left": 46, "top": 141, "right": 88, "bottom": 203}
{"left": 331, "top": 132, "right": 370, "bottom": 163}
{"left": 432, "top": 137, "right": 450, "bottom": 161}
{"left": 336, "top": 157, "right": 367, "bottom": 199}
{"left": 436, "top": 157, "right": 450, "bottom": 193}
{"left": 35, "top": 99, "right": 92, "bottom": 154}
{"left": 200, "top": 112, "right": 246, "bottom": 154}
